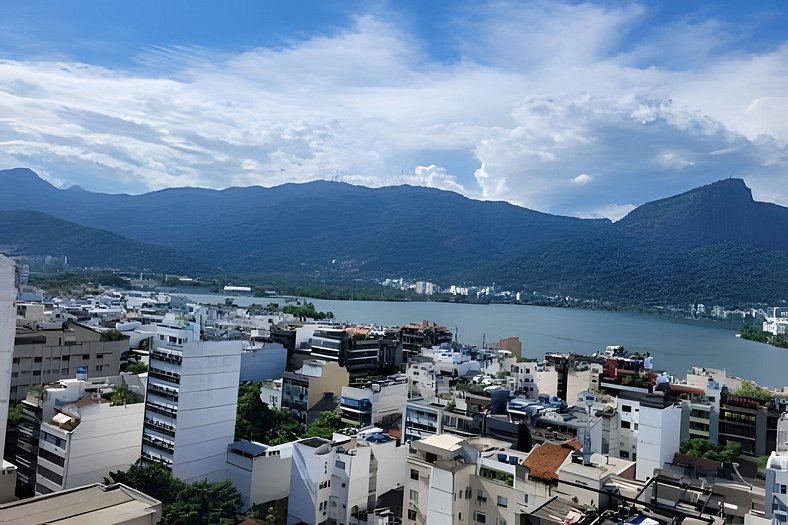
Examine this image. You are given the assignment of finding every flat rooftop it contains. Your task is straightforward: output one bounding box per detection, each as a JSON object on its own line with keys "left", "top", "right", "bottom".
{"left": 0, "top": 483, "right": 161, "bottom": 525}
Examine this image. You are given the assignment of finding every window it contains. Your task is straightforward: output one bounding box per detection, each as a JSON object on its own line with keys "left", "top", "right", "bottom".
{"left": 634, "top": 423, "right": 639, "bottom": 430}
{"left": 620, "top": 450, "right": 630, "bottom": 459}
{"left": 82, "top": 354, "right": 90, "bottom": 360}
{"left": 41, "top": 431, "right": 66, "bottom": 449}
{"left": 33, "top": 370, "right": 41, "bottom": 376}
{"left": 95, "top": 365, "right": 102, "bottom": 372}
{"left": 11, "top": 372, "right": 17, "bottom": 378}
{"left": 622, "top": 405, "right": 632, "bottom": 412}
{"left": 408, "top": 510, "right": 417, "bottom": 521}
{"left": 497, "top": 519, "right": 507, "bottom": 525}
{"left": 38, "top": 448, "right": 65, "bottom": 467}
{"left": 524, "top": 494, "right": 529, "bottom": 505}
{"left": 37, "top": 465, "right": 63, "bottom": 485}
{"left": 475, "top": 512, "right": 487, "bottom": 523}
{"left": 34, "top": 357, "right": 42, "bottom": 363}
{"left": 621, "top": 420, "right": 631, "bottom": 429}
{"left": 411, "top": 469, "right": 419, "bottom": 481}
{"left": 61, "top": 355, "right": 69, "bottom": 361}
{"left": 409, "top": 489, "right": 418, "bottom": 503}
{"left": 496, "top": 495, "right": 508, "bottom": 507}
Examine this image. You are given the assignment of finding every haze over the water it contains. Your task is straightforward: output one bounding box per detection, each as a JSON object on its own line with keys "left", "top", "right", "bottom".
{"left": 0, "top": 1, "right": 786, "bottom": 220}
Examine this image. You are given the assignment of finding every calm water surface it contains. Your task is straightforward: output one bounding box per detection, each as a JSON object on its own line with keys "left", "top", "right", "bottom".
{"left": 183, "top": 293, "right": 787, "bottom": 387}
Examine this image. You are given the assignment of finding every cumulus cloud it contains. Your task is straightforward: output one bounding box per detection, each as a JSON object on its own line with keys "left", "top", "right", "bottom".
{"left": 0, "top": 4, "right": 786, "bottom": 217}
{"left": 571, "top": 174, "right": 593, "bottom": 185}
{"left": 578, "top": 203, "right": 637, "bottom": 221}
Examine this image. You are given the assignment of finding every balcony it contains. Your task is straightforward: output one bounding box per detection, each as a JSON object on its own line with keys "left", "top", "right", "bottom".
{"left": 148, "top": 367, "right": 181, "bottom": 385}
{"left": 150, "top": 349, "right": 182, "bottom": 365}
{"left": 143, "top": 433, "right": 175, "bottom": 453}
{"left": 148, "top": 382, "right": 179, "bottom": 401}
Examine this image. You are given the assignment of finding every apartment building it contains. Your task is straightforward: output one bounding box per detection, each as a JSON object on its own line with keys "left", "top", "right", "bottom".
{"left": 400, "top": 321, "right": 452, "bottom": 362}
{"left": 225, "top": 440, "right": 293, "bottom": 511}
{"left": 281, "top": 359, "right": 349, "bottom": 428}
{"left": 0, "top": 255, "right": 19, "bottom": 503}
{"left": 28, "top": 376, "right": 146, "bottom": 495}
{"left": 141, "top": 315, "right": 242, "bottom": 482}
{"left": 288, "top": 430, "right": 407, "bottom": 525}
{"left": 340, "top": 377, "right": 407, "bottom": 428}
{"left": 11, "top": 320, "right": 128, "bottom": 402}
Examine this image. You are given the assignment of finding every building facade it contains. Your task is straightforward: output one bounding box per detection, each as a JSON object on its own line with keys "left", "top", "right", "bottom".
{"left": 141, "top": 315, "right": 242, "bottom": 482}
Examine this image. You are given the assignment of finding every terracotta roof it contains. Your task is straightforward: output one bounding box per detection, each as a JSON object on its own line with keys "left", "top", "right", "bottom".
{"left": 522, "top": 443, "right": 572, "bottom": 481}
{"left": 560, "top": 438, "right": 583, "bottom": 451}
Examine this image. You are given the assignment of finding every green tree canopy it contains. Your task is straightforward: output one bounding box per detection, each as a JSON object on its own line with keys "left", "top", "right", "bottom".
{"left": 107, "top": 461, "right": 186, "bottom": 506}
{"left": 161, "top": 480, "right": 240, "bottom": 525}
{"left": 128, "top": 360, "right": 148, "bottom": 374}
{"left": 735, "top": 380, "right": 774, "bottom": 402}
{"left": 680, "top": 438, "right": 741, "bottom": 463}
{"left": 107, "top": 461, "right": 240, "bottom": 525}
{"left": 304, "top": 411, "right": 345, "bottom": 439}
{"left": 7, "top": 403, "right": 24, "bottom": 426}
{"left": 236, "top": 383, "right": 302, "bottom": 445}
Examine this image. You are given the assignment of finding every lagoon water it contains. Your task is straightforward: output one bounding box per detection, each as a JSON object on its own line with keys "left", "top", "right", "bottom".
{"left": 183, "top": 293, "right": 787, "bottom": 387}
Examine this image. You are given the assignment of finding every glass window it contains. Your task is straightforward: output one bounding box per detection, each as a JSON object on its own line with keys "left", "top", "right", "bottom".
{"left": 497, "top": 495, "right": 508, "bottom": 507}
{"left": 410, "top": 469, "right": 419, "bottom": 480}
{"left": 409, "top": 489, "right": 418, "bottom": 503}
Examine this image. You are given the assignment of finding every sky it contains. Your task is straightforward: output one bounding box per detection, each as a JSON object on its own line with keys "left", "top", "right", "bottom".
{"left": 0, "top": 1, "right": 786, "bottom": 220}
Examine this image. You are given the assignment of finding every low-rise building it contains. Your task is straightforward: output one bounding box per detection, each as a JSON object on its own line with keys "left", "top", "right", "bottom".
{"left": 0, "top": 482, "right": 162, "bottom": 525}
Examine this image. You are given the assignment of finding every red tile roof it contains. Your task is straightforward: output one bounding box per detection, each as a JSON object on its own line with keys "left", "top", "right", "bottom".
{"left": 522, "top": 443, "right": 572, "bottom": 481}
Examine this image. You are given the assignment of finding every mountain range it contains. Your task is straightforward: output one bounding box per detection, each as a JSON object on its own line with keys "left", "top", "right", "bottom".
{"left": 0, "top": 167, "right": 785, "bottom": 306}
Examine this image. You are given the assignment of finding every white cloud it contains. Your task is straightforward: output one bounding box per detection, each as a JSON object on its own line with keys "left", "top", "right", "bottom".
{"left": 578, "top": 203, "right": 637, "bottom": 221}
{"left": 0, "top": 4, "right": 785, "bottom": 217}
{"left": 571, "top": 174, "right": 593, "bottom": 185}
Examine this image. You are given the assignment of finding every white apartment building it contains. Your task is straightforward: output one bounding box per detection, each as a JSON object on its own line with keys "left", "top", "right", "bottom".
{"left": 340, "top": 378, "right": 407, "bottom": 428}
{"left": 141, "top": 314, "right": 242, "bottom": 483}
{"left": 0, "top": 255, "right": 19, "bottom": 502}
{"left": 635, "top": 395, "right": 682, "bottom": 481}
{"left": 226, "top": 440, "right": 293, "bottom": 511}
{"left": 404, "top": 433, "right": 632, "bottom": 525}
{"left": 765, "top": 413, "right": 788, "bottom": 524}
{"left": 288, "top": 429, "right": 407, "bottom": 525}
{"left": 34, "top": 376, "right": 146, "bottom": 495}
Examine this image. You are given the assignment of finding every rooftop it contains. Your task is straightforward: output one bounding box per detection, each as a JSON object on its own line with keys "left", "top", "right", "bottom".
{"left": 522, "top": 442, "right": 573, "bottom": 481}
{"left": 0, "top": 483, "right": 161, "bottom": 525}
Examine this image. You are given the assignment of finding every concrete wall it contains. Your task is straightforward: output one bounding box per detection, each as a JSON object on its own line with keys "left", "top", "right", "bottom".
{"left": 0, "top": 256, "right": 16, "bottom": 461}
{"left": 173, "top": 340, "right": 241, "bottom": 483}
{"left": 63, "top": 402, "right": 144, "bottom": 489}
{"left": 636, "top": 403, "right": 682, "bottom": 481}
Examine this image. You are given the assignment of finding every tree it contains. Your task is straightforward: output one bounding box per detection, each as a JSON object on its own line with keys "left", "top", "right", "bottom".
{"left": 680, "top": 438, "right": 741, "bottom": 463}
{"left": 107, "top": 461, "right": 186, "bottom": 505}
{"left": 236, "top": 383, "right": 302, "bottom": 444}
{"left": 735, "top": 381, "right": 774, "bottom": 402}
{"left": 161, "top": 480, "right": 240, "bottom": 525}
{"left": 304, "top": 411, "right": 345, "bottom": 439}
{"left": 107, "top": 461, "right": 241, "bottom": 525}
{"left": 128, "top": 360, "right": 148, "bottom": 374}
{"left": 102, "top": 328, "right": 126, "bottom": 341}
{"left": 7, "top": 403, "right": 24, "bottom": 426}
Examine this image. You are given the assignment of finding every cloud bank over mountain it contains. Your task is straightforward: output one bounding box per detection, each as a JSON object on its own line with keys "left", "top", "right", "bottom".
{"left": 0, "top": 2, "right": 785, "bottom": 218}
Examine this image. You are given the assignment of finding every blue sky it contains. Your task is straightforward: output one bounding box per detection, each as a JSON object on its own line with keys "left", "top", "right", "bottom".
{"left": 0, "top": 1, "right": 786, "bottom": 219}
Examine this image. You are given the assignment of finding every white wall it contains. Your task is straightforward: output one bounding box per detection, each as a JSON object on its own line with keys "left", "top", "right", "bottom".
{"left": 0, "top": 256, "right": 17, "bottom": 461}
{"left": 636, "top": 403, "right": 681, "bottom": 481}
{"left": 173, "top": 340, "right": 241, "bottom": 483}
{"left": 63, "top": 402, "right": 144, "bottom": 488}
